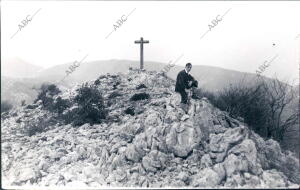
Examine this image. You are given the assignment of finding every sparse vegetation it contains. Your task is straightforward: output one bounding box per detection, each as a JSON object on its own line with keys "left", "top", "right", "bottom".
{"left": 64, "top": 83, "right": 107, "bottom": 126}
{"left": 125, "top": 106, "right": 135, "bottom": 116}
{"left": 136, "top": 84, "right": 147, "bottom": 90}
{"left": 34, "top": 83, "right": 61, "bottom": 108}
{"left": 53, "top": 97, "right": 71, "bottom": 114}
{"left": 200, "top": 76, "right": 299, "bottom": 153}
{"left": 26, "top": 82, "right": 107, "bottom": 132}
{"left": 130, "top": 93, "right": 150, "bottom": 101}
{"left": 193, "top": 88, "right": 216, "bottom": 101}
{"left": 94, "top": 79, "right": 101, "bottom": 85}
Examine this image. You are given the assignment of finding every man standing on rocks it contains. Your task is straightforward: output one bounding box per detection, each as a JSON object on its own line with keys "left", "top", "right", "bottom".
{"left": 175, "top": 63, "right": 198, "bottom": 113}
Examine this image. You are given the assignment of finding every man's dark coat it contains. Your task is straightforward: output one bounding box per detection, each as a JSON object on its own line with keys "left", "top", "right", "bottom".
{"left": 175, "top": 70, "right": 195, "bottom": 93}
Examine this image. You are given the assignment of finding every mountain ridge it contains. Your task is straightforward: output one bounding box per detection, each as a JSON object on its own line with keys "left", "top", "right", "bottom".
{"left": 2, "top": 59, "right": 289, "bottom": 107}
{"left": 1, "top": 57, "right": 43, "bottom": 78}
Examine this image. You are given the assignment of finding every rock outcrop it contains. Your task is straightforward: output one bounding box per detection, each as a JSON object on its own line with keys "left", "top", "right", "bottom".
{"left": 1, "top": 69, "right": 299, "bottom": 188}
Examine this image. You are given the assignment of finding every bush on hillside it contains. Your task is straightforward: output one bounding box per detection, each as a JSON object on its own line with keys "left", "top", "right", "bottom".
{"left": 193, "top": 88, "right": 217, "bottom": 102}
{"left": 64, "top": 83, "right": 107, "bottom": 126}
{"left": 124, "top": 106, "right": 135, "bottom": 116}
{"left": 206, "top": 77, "right": 299, "bottom": 148}
{"left": 213, "top": 83, "right": 269, "bottom": 135}
{"left": 34, "top": 83, "right": 61, "bottom": 108}
{"left": 136, "top": 84, "right": 147, "bottom": 90}
{"left": 130, "top": 93, "right": 150, "bottom": 101}
{"left": 94, "top": 79, "right": 101, "bottom": 85}
{"left": 53, "top": 97, "right": 71, "bottom": 114}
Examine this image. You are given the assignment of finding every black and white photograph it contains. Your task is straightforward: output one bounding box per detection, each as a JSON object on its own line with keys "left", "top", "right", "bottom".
{"left": 1, "top": 0, "right": 300, "bottom": 189}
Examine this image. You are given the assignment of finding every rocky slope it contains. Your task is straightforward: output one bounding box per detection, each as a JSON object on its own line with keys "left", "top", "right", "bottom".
{"left": 1, "top": 69, "right": 299, "bottom": 188}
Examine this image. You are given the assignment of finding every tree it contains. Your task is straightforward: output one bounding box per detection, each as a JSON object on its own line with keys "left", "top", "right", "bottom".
{"left": 213, "top": 75, "right": 299, "bottom": 147}
{"left": 259, "top": 76, "right": 299, "bottom": 142}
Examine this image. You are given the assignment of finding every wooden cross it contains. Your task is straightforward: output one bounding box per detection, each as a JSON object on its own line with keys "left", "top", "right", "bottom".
{"left": 134, "top": 37, "right": 149, "bottom": 70}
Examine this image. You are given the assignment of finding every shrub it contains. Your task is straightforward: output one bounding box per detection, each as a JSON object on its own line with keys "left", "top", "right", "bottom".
{"left": 213, "top": 83, "right": 269, "bottom": 135}
{"left": 67, "top": 83, "right": 107, "bottom": 126}
{"left": 94, "top": 79, "right": 101, "bottom": 85}
{"left": 211, "top": 77, "right": 299, "bottom": 147}
{"left": 53, "top": 97, "right": 71, "bottom": 114}
{"left": 130, "top": 93, "right": 150, "bottom": 101}
{"left": 124, "top": 107, "right": 135, "bottom": 116}
{"left": 136, "top": 84, "right": 147, "bottom": 90}
{"left": 34, "top": 83, "right": 61, "bottom": 108}
{"left": 193, "top": 88, "right": 216, "bottom": 101}
{"left": 1, "top": 100, "right": 13, "bottom": 113}
{"left": 98, "top": 75, "right": 107, "bottom": 80}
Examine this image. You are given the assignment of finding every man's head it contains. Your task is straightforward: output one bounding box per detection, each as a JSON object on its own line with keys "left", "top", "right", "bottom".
{"left": 185, "top": 63, "right": 192, "bottom": 73}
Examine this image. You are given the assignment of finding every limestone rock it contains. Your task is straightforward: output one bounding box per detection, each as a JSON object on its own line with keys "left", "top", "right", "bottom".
{"left": 224, "top": 154, "right": 248, "bottom": 177}
{"left": 200, "top": 154, "right": 213, "bottom": 169}
{"left": 166, "top": 121, "right": 202, "bottom": 158}
{"left": 262, "top": 170, "right": 288, "bottom": 188}
{"left": 191, "top": 168, "right": 222, "bottom": 187}
{"left": 125, "top": 144, "right": 142, "bottom": 162}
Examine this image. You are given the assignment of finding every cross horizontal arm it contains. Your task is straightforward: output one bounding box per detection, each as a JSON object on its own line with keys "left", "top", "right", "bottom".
{"left": 134, "top": 40, "right": 150, "bottom": 44}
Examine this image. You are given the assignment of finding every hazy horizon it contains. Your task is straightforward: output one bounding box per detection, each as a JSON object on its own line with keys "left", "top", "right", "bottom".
{"left": 2, "top": 1, "right": 300, "bottom": 85}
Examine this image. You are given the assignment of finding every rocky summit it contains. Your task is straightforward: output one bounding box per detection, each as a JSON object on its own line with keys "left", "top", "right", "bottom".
{"left": 1, "top": 69, "right": 299, "bottom": 188}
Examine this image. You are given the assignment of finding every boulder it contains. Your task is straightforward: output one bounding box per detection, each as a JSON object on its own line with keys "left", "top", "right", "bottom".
{"left": 262, "top": 139, "right": 300, "bottom": 184}
{"left": 141, "top": 150, "right": 168, "bottom": 173}
{"left": 224, "top": 173, "right": 244, "bottom": 187}
{"left": 175, "top": 171, "right": 190, "bottom": 184}
{"left": 200, "top": 154, "right": 213, "bottom": 169}
{"left": 14, "top": 167, "right": 41, "bottom": 184}
{"left": 262, "top": 170, "right": 288, "bottom": 188}
{"left": 166, "top": 121, "right": 202, "bottom": 158}
{"left": 191, "top": 168, "right": 223, "bottom": 187}
{"left": 228, "top": 139, "right": 262, "bottom": 175}
{"left": 224, "top": 154, "right": 249, "bottom": 177}
{"left": 209, "top": 126, "right": 247, "bottom": 163}
{"left": 125, "top": 144, "right": 142, "bottom": 162}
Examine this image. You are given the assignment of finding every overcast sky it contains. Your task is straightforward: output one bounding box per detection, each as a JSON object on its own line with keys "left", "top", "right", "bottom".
{"left": 2, "top": 1, "right": 300, "bottom": 84}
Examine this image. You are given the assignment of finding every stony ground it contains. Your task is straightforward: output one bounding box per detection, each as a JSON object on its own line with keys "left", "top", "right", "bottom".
{"left": 1, "top": 69, "right": 299, "bottom": 188}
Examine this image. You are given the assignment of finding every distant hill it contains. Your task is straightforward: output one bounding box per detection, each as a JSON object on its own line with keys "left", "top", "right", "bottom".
{"left": 166, "top": 65, "right": 261, "bottom": 92}
{"left": 34, "top": 59, "right": 269, "bottom": 92}
{"left": 34, "top": 60, "right": 166, "bottom": 87}
{"left": 1, "top": 57, "right": 43, "bottom": 78}
{"left": 1, "top": 76, "right": 40, "bottom": 106}
{"left": 0, "top": 59, "right": 293, "bottom": 106}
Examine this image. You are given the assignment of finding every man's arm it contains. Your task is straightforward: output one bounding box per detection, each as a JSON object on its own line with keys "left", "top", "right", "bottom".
{"left": 188, "top": 74, "right": 195, "bottom": 81}
{"left": 185, "top": 74, "right": 194, "bottom": 89}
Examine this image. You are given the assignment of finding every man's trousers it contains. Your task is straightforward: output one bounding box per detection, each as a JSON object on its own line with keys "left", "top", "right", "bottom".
{"left": 178, "top": 90, "right": 188, "bottom": 104}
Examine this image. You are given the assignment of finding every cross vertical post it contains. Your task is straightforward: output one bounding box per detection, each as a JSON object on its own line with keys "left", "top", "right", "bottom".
{"left": 134, "top": 37, "right": 149, "bottom": 70}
